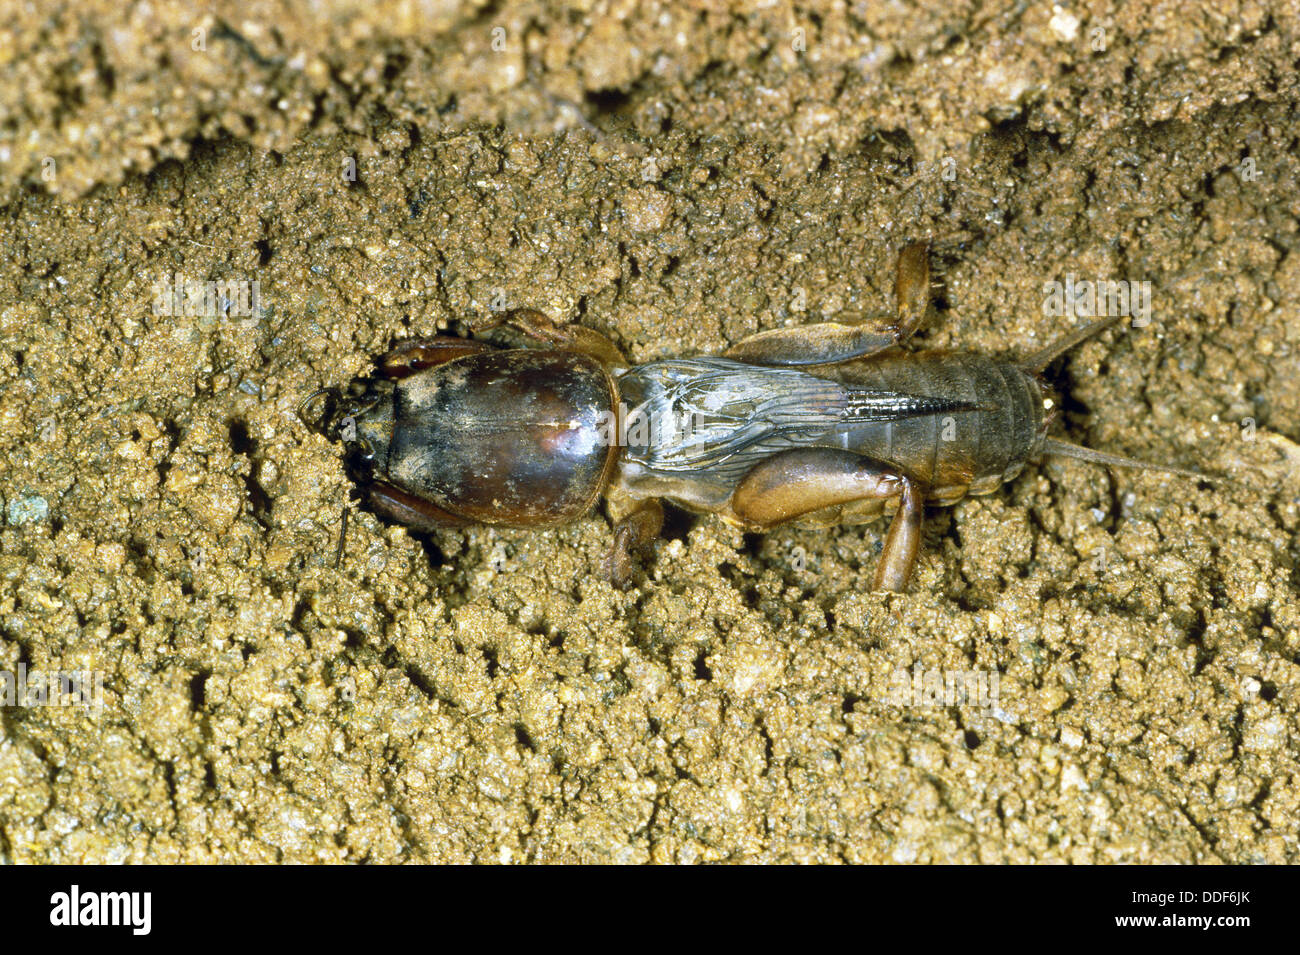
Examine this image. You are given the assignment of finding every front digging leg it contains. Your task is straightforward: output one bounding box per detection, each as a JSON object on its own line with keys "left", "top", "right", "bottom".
{"left": 376, "top": 336, "right": 495, "bottom": 379}
{"left": 473, "top": 308, "right": 629, "bottom": 369}
{"left": 729, "top": 447, "right": 929, "bottom": 592}
{"left": 366, "top": 480, "right": 470, "bottom": 532}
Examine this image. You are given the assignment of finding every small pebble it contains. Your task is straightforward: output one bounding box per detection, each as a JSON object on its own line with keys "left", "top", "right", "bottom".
{"left": 6, "top": 492, "right": 49, "bottom": 525}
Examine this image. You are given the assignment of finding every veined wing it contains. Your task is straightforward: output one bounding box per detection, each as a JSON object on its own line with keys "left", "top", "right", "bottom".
{"left": 618, "top": 357, "right": 984, "bottom": 477}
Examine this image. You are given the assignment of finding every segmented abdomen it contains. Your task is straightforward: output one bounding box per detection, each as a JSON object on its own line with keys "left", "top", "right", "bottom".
{"left": 831, "top": 352, "right": 1045, "bottom": 502}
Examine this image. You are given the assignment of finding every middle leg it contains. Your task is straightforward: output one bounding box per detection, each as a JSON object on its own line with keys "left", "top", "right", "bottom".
{"left": 602, "top": 484, "right": 666, "bottom": 589}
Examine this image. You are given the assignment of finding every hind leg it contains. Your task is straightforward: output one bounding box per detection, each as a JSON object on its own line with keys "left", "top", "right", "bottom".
{"left": 723, "top": 241, "right": 932, "bottom": 367}
{"left": 729, "top": 447, "right": 928, "bottom": 592}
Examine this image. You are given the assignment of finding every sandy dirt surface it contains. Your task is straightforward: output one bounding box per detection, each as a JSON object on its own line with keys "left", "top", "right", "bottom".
{"left": 1, "top": 0, "right": 1299, "bottom": 863}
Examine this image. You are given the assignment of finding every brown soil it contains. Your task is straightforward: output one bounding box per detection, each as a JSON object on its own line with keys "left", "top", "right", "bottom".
{"left": 1, "top": 0, "right": 1298, "bottom": 862}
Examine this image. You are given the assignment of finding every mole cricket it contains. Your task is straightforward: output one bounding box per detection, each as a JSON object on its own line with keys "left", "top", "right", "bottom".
{"left": 300, "top": 242, "right": 1212, "bottom": 591}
